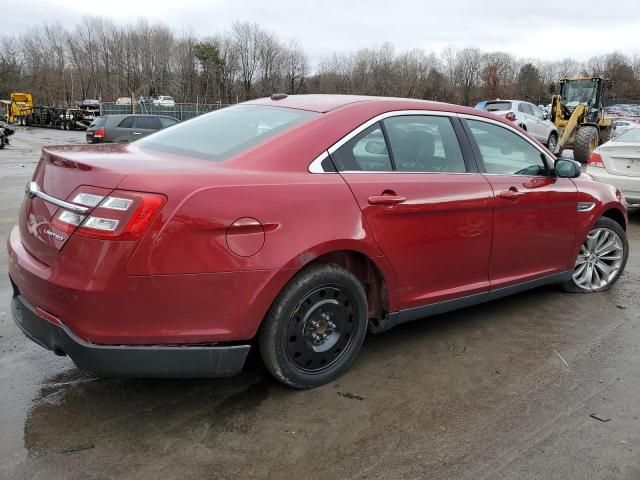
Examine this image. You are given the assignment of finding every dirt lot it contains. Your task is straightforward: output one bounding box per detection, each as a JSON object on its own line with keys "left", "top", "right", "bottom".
{"left": 1, "top": 127, "right": 639, "bottom": 480}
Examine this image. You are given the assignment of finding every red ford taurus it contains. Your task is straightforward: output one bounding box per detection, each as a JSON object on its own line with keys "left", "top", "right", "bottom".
{"left": 8, "top": 95, "right": 629, "bottom": 388}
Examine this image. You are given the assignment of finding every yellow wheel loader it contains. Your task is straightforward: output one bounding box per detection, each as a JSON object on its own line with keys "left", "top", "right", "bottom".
{"left": 549, "top": 77, "right": 612, "bottom": 163}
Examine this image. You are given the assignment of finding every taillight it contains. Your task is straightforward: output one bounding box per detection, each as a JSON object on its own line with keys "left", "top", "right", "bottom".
{"left": 93, "top": 127, "right": 105, "bottom": 138}
{"left": 588, "top": 151, "right": 605, "bottom": 168}
{"left": 503, "top": 112, "right": 517, "bottom": 122}
{"left": 52, "top": 190, "right": 166, "bottom": 240}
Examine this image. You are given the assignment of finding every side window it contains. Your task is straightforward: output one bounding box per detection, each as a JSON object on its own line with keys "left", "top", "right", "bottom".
{"left": 518, "top": 103, "right": 527, "bottom": 113}
{"left": 466, "top": 119, "right": 547, "bottom": 176}
{"left": 118, "top": 116, "right": 134, "bottom": 128}
{"left": 134, "top": 116, "right": 162, "bottom": 130}
{"left": 383, "top": 116, "right": 466, "bottom": 173}
{"left": 159, "top": 117, "right": 178, "bottom": 128}
{"left": 331, "top": 123, "right": 392, "bottom": 171}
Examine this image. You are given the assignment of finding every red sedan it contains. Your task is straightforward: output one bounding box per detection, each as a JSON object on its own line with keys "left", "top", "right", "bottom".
{"left": 8, "top": 95, "right": 629, "bottom": 388}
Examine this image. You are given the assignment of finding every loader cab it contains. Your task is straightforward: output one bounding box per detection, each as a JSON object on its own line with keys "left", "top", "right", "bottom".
{"left": 560, "top": 78, "right": 603, "bottom": 110}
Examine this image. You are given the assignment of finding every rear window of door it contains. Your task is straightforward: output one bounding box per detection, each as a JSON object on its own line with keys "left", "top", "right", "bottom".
{"left": 466, "top": 119, "right": 547, "bottom": 176}
{"left": 517, "top": 103, "right": 532, "bottom": 115}
{"left": 134, "top": 116, "right": 162, "bottom": 130}
{"left": 331, "top": 123, "right": 392, "bottom": 171}
{"left": 117, "top": 116, "right": 134, "bottom": 128}
{"left": 159, "top": 117, "right": 178, "bottom": 128}
{"left": 382, "top": 116, "right": 466, "bottom": 173}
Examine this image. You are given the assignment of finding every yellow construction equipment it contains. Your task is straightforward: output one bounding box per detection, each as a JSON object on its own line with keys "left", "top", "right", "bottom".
{"left": 549, "top": 77, "right": 612, "bottom": 163}
{"left": 5, "top": 92, "right": 35, "bottom": 124}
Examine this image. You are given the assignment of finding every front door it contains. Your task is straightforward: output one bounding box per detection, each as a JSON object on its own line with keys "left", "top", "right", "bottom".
{"left": 463, "top": 117, "right": 578, "bottom": 290}
{"left": 333, "top": 114, "right": 495, "bottom": 310}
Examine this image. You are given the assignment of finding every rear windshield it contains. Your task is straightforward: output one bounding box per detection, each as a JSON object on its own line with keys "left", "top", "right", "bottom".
{"left": 484, "top": 101, "right": 512, "bottom": 112}
{"left": 91, "top": 116, "right": 107, "bottom": 128}
{"left": 136, "top": 105, "right": 319, "bottom": 162}
{"left": 613, "top": 128, "right": 640, "bottom": 142}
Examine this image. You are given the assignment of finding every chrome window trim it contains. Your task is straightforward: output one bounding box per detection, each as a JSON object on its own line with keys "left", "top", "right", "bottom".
{"left": 308, "top": 151, "right": 330, "bottom": 173}
{"left": 307, "top": 110, "right": 455, "bottom": 173}
{"left": 25, "top": 181, "right": 89, "bottom": 214}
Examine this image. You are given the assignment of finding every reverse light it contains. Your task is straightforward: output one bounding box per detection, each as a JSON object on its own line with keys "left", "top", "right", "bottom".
{"left": 72, "top": 192, "right": 104, "bottom": 207}
{"left": 588, "top": 151, "right": 605, "bottom": 168}
{"left": 52, "top": 210, "right": 85, "bottom": 233}
{"left": 82, "top": 216, "right": 119, "bottom": 231}
{"left": 101, "top": 197, "right": 133, "bottom": 211}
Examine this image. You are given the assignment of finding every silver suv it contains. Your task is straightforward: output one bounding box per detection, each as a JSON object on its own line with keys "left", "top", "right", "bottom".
{"left": 478, "top": 100, "right": 558, "bottom": 152}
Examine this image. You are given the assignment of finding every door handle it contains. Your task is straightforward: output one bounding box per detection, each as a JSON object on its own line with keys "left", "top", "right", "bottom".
{"left": 499, "top": 188, "right": 523, "bottom": 201}
{"left": 132, "top": 131, "right": 142, "bottom": 135}
{"left": 368, "top": 195, "right": 407, "bottom": 206}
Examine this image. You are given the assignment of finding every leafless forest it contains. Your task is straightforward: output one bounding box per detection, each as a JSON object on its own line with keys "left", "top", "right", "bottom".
{"left": 1, "top": 17, "right": 639, "bottom": 106}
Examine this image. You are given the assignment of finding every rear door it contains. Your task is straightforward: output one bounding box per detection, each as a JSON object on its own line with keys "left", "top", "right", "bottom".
{"left": 462, "top": 116, "right": 578, "bottom": 290}
{"left": 110, "top": 116, "right": 135, "bottom": 142}
{"left": 132, "top": 116, "right": 162, "bottom": 139}
{"left": 333, "top": 113, "right": 494, "bottom": 310}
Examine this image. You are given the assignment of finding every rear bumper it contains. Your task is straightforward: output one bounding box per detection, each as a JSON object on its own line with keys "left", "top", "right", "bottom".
{"left": 11, "top": 293, "right": 250, "bottom": 378}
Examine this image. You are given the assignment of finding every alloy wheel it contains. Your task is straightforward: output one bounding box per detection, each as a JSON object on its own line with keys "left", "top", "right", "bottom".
{"left": 572, "top": 227, "right": 624, "bottom": 290}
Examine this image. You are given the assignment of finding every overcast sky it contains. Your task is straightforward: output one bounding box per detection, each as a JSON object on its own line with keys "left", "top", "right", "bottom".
{"left": 8, "top": 0, "right": 640, "bottom": 66}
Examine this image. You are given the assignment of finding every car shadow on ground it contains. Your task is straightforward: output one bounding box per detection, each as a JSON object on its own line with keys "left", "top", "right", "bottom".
{"left": 21, "top": 279, "right": 626, "bottom": 457}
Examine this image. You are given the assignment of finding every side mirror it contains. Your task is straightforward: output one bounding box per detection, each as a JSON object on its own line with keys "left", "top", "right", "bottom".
{"left": 555, "top": 158, "right": 582, "bottom": 178}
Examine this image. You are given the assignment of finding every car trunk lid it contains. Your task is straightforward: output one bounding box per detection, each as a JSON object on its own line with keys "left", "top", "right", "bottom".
{"left": 18, "top": 144, "right": 184, "bottom": 266}
{"left": 600, "top": 142, "right": 640, "bottom": 177}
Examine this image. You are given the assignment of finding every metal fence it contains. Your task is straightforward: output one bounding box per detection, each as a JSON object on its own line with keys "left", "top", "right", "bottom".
{"left": 99, "top": 102, "right": 230, "bottom": 121}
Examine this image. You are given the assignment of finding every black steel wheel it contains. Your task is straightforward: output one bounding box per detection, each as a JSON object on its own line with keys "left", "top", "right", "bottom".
{"left": 259, "top": 263, "right": 368, "bottom": 388}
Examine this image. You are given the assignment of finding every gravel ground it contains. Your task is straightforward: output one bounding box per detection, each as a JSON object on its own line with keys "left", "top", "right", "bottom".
{"left": 0, "top": 127, "right": 639, "bottom": 480}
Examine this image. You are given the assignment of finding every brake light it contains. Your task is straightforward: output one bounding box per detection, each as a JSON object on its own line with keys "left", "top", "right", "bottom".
{"left": 93, "top": 127, "right": 105, "bottom": 138}
{"left": 588, "top": 152, "right": 605, "bottom": 168}
{"left": 52, "top": 190, "right": 165, "bottom": 240}
{"left": 503, "top": 112, "right": 517, "bottom": 122}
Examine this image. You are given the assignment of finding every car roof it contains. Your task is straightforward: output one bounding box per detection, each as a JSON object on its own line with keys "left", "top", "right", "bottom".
{"left": 246, "top": 94, "right": 477, "bottom": 114}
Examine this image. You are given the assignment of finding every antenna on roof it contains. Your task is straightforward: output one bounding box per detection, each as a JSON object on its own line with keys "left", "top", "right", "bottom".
{"left": 271, "top": 93, "right": 288, "bottom": 101}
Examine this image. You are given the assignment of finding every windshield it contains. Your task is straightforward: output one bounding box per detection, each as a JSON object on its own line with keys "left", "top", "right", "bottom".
{"left": 562, "top": 80, "right": 598, "bottom": 108}
{"left": 136, "top": 104, "right": 319, "bottom": 161}
{"left": 613, "top": 128, "right": 640, "bottom": 143}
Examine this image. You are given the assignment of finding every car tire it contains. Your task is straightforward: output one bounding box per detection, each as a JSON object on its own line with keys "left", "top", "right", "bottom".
{"left": 562, "top": 217, "right": 628, "bottom": 293}
{"left": 547, "top": 131, "right": 558, "bottom": 153}
{"left": 574, "top": 126, "right": 599, "bottom": 163}
{"left": 259, "top": 263, "right": 368, "bottom": 389}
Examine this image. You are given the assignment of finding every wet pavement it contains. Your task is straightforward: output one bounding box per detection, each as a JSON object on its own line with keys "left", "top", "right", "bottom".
{"left": 0, "top": 128, "right": 639, "bottom": 480}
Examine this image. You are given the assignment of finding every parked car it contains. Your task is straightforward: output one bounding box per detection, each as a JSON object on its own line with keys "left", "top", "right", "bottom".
{"left": 9, "top": 95, "right": 628, "bottom": 389}
{"left": 86, "top": 114, "right": 179, "bottom": 144}
{"left": 152, "top": 96, "right": 176, "bottom": 107}
{"left": 115, "top": 97, "right": 132, "bottom": 105}
{"left": 611, "top": 119, "right": 639, "bottom": 138}
{"left": 80, "top": 99, "right": 100, "bottom": 111}
{"left": 479, "top": 100, "right": 559, "bottom": 151}
{"left": 587, "top": 127, "right": 640, "bottom": 207}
